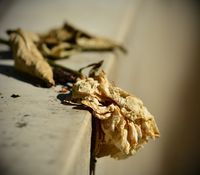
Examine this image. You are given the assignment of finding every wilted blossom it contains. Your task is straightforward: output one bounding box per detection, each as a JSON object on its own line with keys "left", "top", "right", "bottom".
{"left": 72, "top": 71, "right": 160, "bottom": 159}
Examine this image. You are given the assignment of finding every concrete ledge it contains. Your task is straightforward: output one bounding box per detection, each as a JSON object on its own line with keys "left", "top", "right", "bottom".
{"left": 0, "top": 0, "right": 140, "bottom": 174}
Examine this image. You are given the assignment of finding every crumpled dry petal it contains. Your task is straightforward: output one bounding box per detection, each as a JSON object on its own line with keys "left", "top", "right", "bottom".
{"left": 72, "top": 71, "right": 160, "bottom": 159}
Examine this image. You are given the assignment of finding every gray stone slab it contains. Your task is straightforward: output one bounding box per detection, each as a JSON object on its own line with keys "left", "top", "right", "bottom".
{"left": 0, "top": 0, "right": 138, "bottom": 174}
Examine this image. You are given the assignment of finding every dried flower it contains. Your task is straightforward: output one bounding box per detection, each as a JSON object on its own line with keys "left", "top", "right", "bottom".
{"left": 72, "top": 71, "right": 160, "bottom": 159}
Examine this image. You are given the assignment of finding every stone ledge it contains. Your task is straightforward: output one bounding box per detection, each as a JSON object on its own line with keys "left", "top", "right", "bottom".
{"left": 0, "top": 0, "right": 140, "bottom": 174}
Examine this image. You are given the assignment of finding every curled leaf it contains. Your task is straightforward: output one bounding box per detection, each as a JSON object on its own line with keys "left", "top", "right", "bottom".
{"left": 63, "top": 22, "right": 126, "bottom": 52}
{"left": 79, "top": 60, "right": 104, "bottom": 77}
{"left": 8, "top": 29, "right": 55, "bottom": 86}
{"left": 72, "top": 71, "right": 160, "bottom": 159}
{"left": 40, "top": 42, "right": 80, "bottom": 60}
{"left": 48, "top": 60, "right": 82, "bottom": 85}
{"left": 39, "top": 22, "right": 126, "bottom": 59}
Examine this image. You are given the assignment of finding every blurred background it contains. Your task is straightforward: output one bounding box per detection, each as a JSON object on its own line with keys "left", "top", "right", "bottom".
{"left": 0, "top": 0, "right": 199, "bottom": 175}
{"left": 98, "top": 1, "right": 200, "bottom": 175}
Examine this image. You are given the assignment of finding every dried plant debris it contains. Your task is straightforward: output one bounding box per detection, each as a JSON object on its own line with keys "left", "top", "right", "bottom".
{"left": 39, "top": 22, "right": 126, "bottom": 59}
{"left": 1, "top": 21, "right": 126, "bottom": 87}
{"left": 72, "top": 71, "right": 160, "bottom": 159}
{"left": 11, "top": 94, "right": 20, "bottom": 98}
{"left": 79, "top": 60, "right": 104, "bottom": 77}
{"left": 8, "top": 29, "right": 55, "bottom": 86}
{"left": 16, "top": 120, "right": 27, "bottom": 128}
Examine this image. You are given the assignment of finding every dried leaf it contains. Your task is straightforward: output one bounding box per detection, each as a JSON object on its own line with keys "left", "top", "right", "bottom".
{"left": 39, "top": 22, "right": 126, "bottom": 59}
{"left": 76, "top": 36, "right": 126, "bottom": 53}
{"left": 40, "top": 42, "right": 80, "bottom": 59}
{"left": 39, "top": 25, "right": 74, "bottom": 44}
{"left": 63, "top": 22, "right": 126, "bottom": 52}
{"left": 8, "top": 29, "right": 55, "bottom": 86}
{"left": 47, "top": 60, "right": 82, "bottom": 85}
{"left": 72, "top": 71, "right": 160, "bottom": 159}
{"left": 79, "top": 60, "right": 104, "bottom": 77}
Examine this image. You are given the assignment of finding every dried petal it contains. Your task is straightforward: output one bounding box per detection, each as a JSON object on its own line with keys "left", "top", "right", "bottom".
{"left": 72, "top": 71, "right": 160, "bottom": 159}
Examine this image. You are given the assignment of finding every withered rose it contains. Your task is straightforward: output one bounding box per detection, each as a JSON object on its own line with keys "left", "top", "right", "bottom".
{"left": 72, "top": 71, "right": 160, "bottom": 159}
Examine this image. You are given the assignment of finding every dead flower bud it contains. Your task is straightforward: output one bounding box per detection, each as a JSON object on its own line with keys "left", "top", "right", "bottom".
{"left": 8, "top": 29, "right": 55, "bottom": 86}
{"left": 72, "top": 71, "right": 160, "bottom": 159}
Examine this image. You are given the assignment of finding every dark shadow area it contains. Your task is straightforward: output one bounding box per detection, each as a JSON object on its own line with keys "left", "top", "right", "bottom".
{"left": 0, "top": 64, "right": 49, "bottom": 87}
{"left": 0, "top": 163, "right": 9, "bottom": 175}
{"left": 57, "top": 93, "right": 71, "bottom": 103}
{"left": 0, "top": 51, "right": 12, "bottom": 60}
{"left": 72, "top": 105, "right": 90, "bottom": 111}
{"left": 56, "top": 93, "right": 90, "bottom": 112}
{"left": 160, "top": 20, "right": 200, "bottom": 175}
{"left": 161, "top": 59, "right": 200, "bottom": 175}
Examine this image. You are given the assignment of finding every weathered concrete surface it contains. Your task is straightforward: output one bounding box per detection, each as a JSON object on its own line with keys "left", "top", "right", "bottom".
{"left": 0, "top": 0, "right": 139, "bottom": 175}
